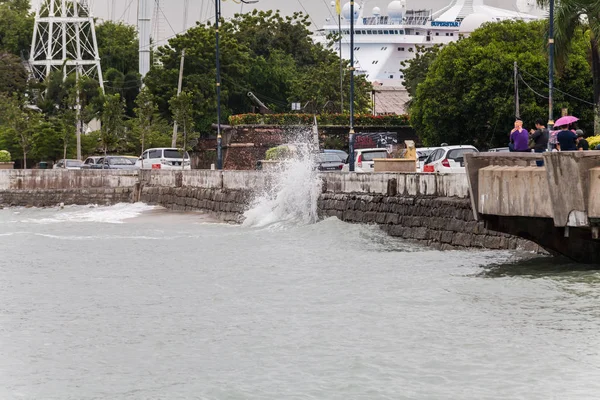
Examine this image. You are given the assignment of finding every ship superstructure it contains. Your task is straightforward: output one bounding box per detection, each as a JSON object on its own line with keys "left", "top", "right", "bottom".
{"left": 314, "top": 0, "right": 542, "bottom": 113}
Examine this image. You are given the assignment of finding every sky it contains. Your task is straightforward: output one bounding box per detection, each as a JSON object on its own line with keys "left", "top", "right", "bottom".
{"left": 30, "top": 0, "right": 533, "bottom": 46}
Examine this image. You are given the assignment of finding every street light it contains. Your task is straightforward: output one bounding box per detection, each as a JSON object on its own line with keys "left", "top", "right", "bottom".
{"left": 547, "top": 0, "right": 555, "bottom": 151}
{"left": 215, "top": 0, "right": 259, "bottom": 170}
{"left": 348, "top": 0, "right": 356, "bottom": 172}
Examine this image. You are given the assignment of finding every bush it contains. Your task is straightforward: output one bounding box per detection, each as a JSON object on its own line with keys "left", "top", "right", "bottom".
{"left": 587, "top": 135, "right": 600, "bottom": 150}
{"left": 229, "top": 113, "right": 410, "bottom": 127}
{"left": 265, "top": 145, "right": 292, "bottom": 160}
{"left": 0, "top": 150, "right": 10, "bottom": 162}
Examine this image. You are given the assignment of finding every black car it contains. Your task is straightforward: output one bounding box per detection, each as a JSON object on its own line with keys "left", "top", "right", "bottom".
{"left": 315, "top": 153, "right": 345, "bottom": 171}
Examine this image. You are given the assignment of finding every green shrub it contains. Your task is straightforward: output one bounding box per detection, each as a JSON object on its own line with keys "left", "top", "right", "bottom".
{"left": 0, "top": 150, "right": 10, "bottom": 162}
{"left": 587, "top": 135, "right": 600, "bottom": 149}
{"left": 265, "top": 145, "right": 292, "bottom": 160}
{"left": 229, "top": 113, "right": 410, "bottom": 127}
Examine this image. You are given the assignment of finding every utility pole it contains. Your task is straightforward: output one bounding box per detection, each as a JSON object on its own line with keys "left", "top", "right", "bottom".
{"left": 172, "top": 48, "right": 185, "bottom": 148}
{"left": 338, "top": 8, "right": 344, "bottom": 113}
{"left": 215, "top": 0, "right": 223, "bottom": 170}
{"left": 514, "top": 61, "right": 520, "bottom": 119}
{"left": 548, "top": 0, "right": 555, "bottom": 150}
{"left": 348, "top": 0, "right": 356, "bottom": 172}
{"left": 76, "top": 67, "right": 82, "bottom": 160}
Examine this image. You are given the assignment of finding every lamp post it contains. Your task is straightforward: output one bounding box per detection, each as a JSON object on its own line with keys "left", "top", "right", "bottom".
{"left": 348, "top": 0, "right": 356, "bottom": 172}
{"left": 215, "top": 0, "right": 258, "bottom": 170}
{"left": 547, "top": 0, "right": 555, "bottom": 151}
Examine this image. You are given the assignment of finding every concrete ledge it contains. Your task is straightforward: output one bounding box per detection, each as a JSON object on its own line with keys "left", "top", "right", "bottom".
{"left": 323, "top": 172, "right": 469, "bottom": 198}
{"left": 0, "top": 169, "right": 139, "bottom": 190}
{"left": 589, "top": 167, "right": 600, "bottom": 219}
{"left": 478, "top": 166, "right": 552, "bottom": 218}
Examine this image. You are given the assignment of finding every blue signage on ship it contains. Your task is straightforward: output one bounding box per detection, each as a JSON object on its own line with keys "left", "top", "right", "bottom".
{"left": 431, "top": 21, "right": 460, "bottom": 27}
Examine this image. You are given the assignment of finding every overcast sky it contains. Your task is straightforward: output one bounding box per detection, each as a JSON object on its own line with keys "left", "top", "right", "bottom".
{"left": 31, "top": 0, "right": 529, "bottom": 45}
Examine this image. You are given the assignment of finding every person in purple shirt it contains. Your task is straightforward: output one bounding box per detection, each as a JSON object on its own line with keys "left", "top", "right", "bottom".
{"left": 509, "top": 119, "right": 529, "bottom": 152}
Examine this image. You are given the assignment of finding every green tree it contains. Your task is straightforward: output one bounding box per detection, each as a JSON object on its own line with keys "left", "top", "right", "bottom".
{"left": 0, "top": 53, "right": 28, "bottom": 95}
{"left": 0, "top": 0, "right": 34, "bottom": 56}
{"left": 401, "top": 44, "right": 442, "bottom": 99}
{"left": 169, "top": 91, "right": 194, "bottom": 151}
{"left": 144, "top": 10, "right": 371, "bottom": 133}
{"left": 409, "top": 20, "right": 593, "bottom": 148}
{"left": 537, "top": 0, "right": 600, "bottom": 133}
{"left": 99, "top": 94, "right": 126, "bottom": 156}
{"left": 0, "top": 94, "right": 40, "bottom": 168}
{"left": 95, "top": 21, "right": 139, "bottom": 75}
{"left": 132, "top": 86, "right": 171, "bottom": 155}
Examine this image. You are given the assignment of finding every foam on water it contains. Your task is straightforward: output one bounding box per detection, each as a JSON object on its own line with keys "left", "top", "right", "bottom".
{"left": 243, "top": 139, "right": 322, "bottom": 228}
{"left": 18, "top": 203, "right": 159, "bottom": 225}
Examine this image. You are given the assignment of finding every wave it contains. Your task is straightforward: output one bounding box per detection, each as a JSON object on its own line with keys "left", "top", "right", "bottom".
{"left": 18, "top": 203, "right": 159, "bottom": 225}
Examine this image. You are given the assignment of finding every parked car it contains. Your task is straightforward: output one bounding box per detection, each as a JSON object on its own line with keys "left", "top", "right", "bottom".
{"left": 416, "top": 147, "right": 440, "bottom": 172}
{"left": 422, "top": 145, "right": 479, "bottom": 173}
{"left": 91, "top": 156, "right": 139, "bottom": 170}
{"left": 315, "top": 153, "right": 345, "bottom": 171}
{"left": 488, "top": 147, "right": 510, "bottom": 152}
{"left": 53, "top": 159, "right": 82, "bottom": 170}
{"left": 81, "top": 156, "right": 103, "bottom": 169}
{"left": 341, "top": 148, "right": 389, "bottom": 173}
{"left": 323, "top": 149, "right": 349, "bottom": 163}
{"left": 136, "top": 148, "right": 191, "bottom": 170}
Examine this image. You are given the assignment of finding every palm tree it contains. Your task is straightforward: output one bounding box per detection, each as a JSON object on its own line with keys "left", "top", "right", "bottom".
{"left": 537, "top": 0, "right": 600, "bottom": 132}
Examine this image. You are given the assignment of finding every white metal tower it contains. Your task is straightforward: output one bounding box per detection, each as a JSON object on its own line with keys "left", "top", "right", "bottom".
{"left": 138, "top": 0, "right": 153, "bottom": 78}
{"left": 29, "top": 0, "right": 103, "bottom": 89}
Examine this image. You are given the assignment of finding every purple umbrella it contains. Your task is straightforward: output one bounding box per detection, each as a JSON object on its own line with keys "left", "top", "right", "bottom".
{"left": 554, "top": 115, "right": 579, "bottom": 127}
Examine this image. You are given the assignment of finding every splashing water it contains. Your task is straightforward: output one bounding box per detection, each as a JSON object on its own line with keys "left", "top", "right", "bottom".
{"left": 243, "top": 139, "right": 322, "bottom": 228}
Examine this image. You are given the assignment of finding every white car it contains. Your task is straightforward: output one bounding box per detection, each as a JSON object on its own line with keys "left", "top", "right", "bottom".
{"left": 136, "top": 148, "right": 191, "bottom": 170}
{"left": 416, "top": 147, "right": 440, "bottom": 172}
{"left": 342, "top": 148, "right": 389, "bottom": 173}
{"left": 53, "top": 159, "right": 82, "bottom": 170}
{"left": 422, "top": 145, "right": 479, "bottom": 173}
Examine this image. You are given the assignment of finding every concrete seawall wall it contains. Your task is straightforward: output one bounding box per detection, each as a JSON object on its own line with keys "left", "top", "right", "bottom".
{"left": 0, "top": 170, "right": 539, "bottom": 252}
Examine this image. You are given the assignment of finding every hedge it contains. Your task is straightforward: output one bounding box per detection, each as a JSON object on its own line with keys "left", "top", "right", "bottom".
{"left": 229, "top": 113, "right": 410, "bottom": 127}
{"left": 0, "top": 150, "right": 10, "bottom": 162}
{"left": 587, "top": 135, "right": 600, "bottom": 150}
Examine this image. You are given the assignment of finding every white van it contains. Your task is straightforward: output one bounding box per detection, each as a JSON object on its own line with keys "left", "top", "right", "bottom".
{"left": 136, "top": 148, "right": 191, "bottom": 170}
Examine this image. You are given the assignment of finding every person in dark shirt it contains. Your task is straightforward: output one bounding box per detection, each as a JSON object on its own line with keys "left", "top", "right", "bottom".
{"left": 576, "top": 130, "right": 589, "bottom": 150}
{"left": 530, "top": 119, "right": 549, "bottom": 166}
{"left": 557, "top": 124, "right": 578, "bottom": 151}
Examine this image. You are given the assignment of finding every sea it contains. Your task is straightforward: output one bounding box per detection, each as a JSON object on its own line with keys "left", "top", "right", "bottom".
{"left": 1, "top": 154, "right": 599, "bottom": 399}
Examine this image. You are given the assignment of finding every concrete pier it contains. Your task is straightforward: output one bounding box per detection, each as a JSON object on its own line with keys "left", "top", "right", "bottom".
{"left": 466, "top": 152, "right": 600, "bottom": 263}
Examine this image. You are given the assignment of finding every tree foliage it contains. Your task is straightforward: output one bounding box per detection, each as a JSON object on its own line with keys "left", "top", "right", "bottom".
{"left": 144, "top": 10, "right": 371, "bottom": 135}
{"left": 408, "top": 20, "right": 594, "bottom": 148}
{"left": 537, "top": 0, "right": 600, "bottom": 133}
{"left": 0, "top": 0, "right": 34, "bottom": 56}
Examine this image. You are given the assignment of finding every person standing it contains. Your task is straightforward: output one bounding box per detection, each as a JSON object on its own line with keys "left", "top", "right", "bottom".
{"left": 556, "top": 124, "right": 578, "bottom": 151}
{"left": 576, "top": 130, "right": 589, "bottom": 150}
{"left": 510, "top": 119, "right": 529, "bottom": 152}
{"left": 530, "top": 119, "right": 549, "bottom": 166}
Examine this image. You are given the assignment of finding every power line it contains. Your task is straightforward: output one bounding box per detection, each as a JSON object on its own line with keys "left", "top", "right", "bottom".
{"left": 518, "top": 66, "right": 594, "bottom": 106}
{"left": 519, "top": 74, "right": 548, "bottom": 99}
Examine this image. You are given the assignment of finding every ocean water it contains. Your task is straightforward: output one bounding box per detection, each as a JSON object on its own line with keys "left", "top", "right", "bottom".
{"left": 1, "top": 154, "right": 599, "bottom": 399}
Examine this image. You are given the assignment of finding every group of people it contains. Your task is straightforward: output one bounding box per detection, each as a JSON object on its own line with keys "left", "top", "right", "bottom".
{"left": 509, "top": 119, "right": 596, "bottom": 153}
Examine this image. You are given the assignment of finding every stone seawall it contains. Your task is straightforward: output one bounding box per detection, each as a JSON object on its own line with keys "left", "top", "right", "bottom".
{"left": 0, "top": 169, "right": 540, "bottom": 252}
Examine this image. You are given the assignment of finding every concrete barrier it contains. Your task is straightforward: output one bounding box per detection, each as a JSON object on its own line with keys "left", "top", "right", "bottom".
{"left": 477, "top": 166, "right": 552, "bottom": 218}
{"left": 323, "top": 172, "right": 469, "bottom": 198}
{"left": 0, "top": 169, "right": 139, "bottom": 190}
{"left": 223, "top": 171, "right": 267, "bottom": 191}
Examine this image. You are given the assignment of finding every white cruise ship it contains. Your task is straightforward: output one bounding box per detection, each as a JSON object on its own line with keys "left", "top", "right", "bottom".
{"left": 314, "top": 0, "right": 543, "bottom": 114}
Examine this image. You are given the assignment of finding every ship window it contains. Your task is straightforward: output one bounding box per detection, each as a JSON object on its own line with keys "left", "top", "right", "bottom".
{"left": 416, "top": 32, "right": 420, "bottom": 35}
{"left": 435, "top": 32, "right": 439, "bottom": 36}
{"left": 394, "top": 30, "right": 399, "bottom": 34}
{"left": 446, "top": 33, "right": 449, "bottom": 36}
{"left": 367, "top": 30, "right": 372, "bottom": 34}
{"left": 356, "top": 30, "right": 362, "bottom": 34}
{"left": 372, "top": 60, "right": 379, "bottom": 64}
{"left": 450, "top": 33, "right": 454, "bottom": 36}
{"left": 383, "top": 30, "right": 389, "bottom": 34}
{"left": 399, "top": 30, "right": 404, "bottom": 34}
{"left": 389, "top": 75, "right": 394, "bottom": 79}
{"left": 398, "top": 47, "right": 405, "bottom": 51}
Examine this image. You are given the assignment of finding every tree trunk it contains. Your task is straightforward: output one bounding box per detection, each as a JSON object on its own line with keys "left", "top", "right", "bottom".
{"left": 591, "top": 38, "right": 600, "bottom": 135}
{"left": 23, "top": 151, "right": 27, "bottom": 170}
